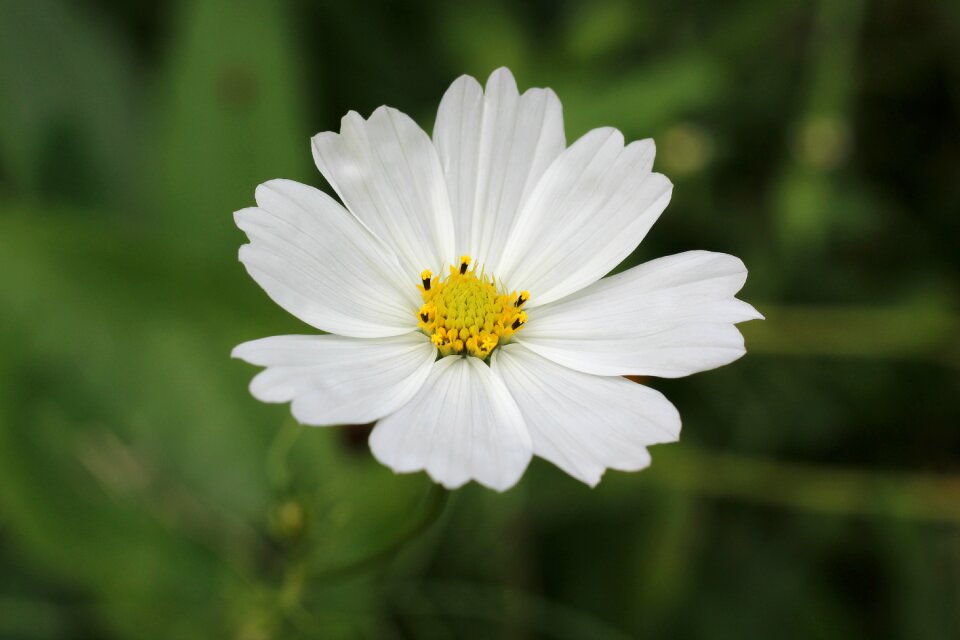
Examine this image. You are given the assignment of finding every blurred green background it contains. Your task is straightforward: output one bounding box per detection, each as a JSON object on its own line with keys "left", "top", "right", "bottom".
{"left": 2, "top": 0, "right": 959, "bottom": 637}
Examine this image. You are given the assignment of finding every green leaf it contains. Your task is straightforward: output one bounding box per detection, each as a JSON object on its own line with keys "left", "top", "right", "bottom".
{"left": 0, "top": 0, "right": 140, "bottom": 205}
{"left": 150, "top": 0, "right": 312, "bottom": 258}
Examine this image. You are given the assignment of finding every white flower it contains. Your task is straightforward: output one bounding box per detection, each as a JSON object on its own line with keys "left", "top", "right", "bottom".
{"left": 233, "top": 68, "right": 762, "bottom": 491}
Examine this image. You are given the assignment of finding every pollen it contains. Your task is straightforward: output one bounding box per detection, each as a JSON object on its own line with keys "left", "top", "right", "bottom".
{"left": 416, "top": 256, "right": 529, "bottom": 359}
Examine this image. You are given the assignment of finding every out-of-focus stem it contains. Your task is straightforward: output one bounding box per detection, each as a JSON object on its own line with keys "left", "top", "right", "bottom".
{"left": 308, "top": 483, "right": 449, "bottom": 582}
{"left": 743, "top": 304, "right": 960, "bottom": 368}
{"left": 651, "top": 448, "right": 960, "bottom": 524}
{"left": 536, "top": 447, "right": 960, "bottom": 526}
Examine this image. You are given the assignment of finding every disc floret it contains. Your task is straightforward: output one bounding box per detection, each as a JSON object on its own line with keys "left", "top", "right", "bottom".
{"left": 417, "top": 256, "right": 529, "bottom": 358}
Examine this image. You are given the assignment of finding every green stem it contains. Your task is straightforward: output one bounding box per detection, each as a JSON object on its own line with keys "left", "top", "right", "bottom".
{"left": 310, "top": 483, "right": 449, "bottom": 582}
{"left": 533, "top": 447, "right": 960, "bottom": 526}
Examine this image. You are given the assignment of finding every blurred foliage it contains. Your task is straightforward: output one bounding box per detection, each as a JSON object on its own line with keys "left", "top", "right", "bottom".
{"left": 1, "top": 0, "right": 959, "bottom": 638}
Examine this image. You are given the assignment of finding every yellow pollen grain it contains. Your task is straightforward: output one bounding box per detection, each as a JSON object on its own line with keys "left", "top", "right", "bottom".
{"left": 416, "top": 256, "right": 529, "bottom": 359}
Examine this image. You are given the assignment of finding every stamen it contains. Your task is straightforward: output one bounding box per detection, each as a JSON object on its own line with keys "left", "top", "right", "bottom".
{"left": 416, "top": 259, "right": 529, "bottom": 358}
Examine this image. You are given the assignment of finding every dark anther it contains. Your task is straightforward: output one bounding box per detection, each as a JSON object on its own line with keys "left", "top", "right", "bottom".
{"left": 459, "top": 262, "right": 468, "bottom": 275}
{"left": 422, "top": 277, "right": 431, "bottom": 290}
{"left": 511, "top": 318, "right": 524, "bottom": 330}
{"left": 514, "top": 295, "right": 527, "bottom": 307}
{"left": 420, "top": 312, "right": 429, "bottom": 322}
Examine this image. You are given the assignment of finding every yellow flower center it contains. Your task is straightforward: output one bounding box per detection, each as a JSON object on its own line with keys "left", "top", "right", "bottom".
{"left": 417, "top": 256, "right": 529, "bottom": 359}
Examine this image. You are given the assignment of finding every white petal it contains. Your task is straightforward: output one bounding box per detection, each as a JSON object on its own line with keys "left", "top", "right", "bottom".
{"left": 433, "top": 68, "right": 565, "bottom": 271}
{"left": 312, "top": 107, "right": 456, "bottom": 279}
{"left": 517, "top": 251, "right": 762, "bottom": 377}
{"left": 236, "top": 180, "right": 419, "bottom": 338}
{"left": 497, "top": 128, "right": 672, "bottom": 306}
{"left": 232, "top": 332, "right": 436, "bottom": 426}
{"left": 369, "top": 356, "right": 532, "bottom": 492}
{"left": 493, "top": 344, "right": 680, "bottom": 487}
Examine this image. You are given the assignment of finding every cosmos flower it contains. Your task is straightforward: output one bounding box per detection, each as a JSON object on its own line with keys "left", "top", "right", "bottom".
{"left": 233, "top": 68, "right": 761, "bottom": 491}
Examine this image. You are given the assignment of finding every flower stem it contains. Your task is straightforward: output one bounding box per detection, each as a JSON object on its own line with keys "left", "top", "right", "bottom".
{"left": 310, "top": 483, "right": 449, "bottom": 582}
